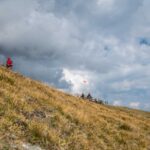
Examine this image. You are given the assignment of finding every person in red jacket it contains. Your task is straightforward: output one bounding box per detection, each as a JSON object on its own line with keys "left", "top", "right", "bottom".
{"left": 6, "top": 57, "right": 13, "bottom": 69}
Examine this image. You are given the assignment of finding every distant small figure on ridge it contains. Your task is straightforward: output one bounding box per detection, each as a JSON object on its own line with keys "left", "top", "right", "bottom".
{"left": 81, "top": 93, "right": 85, "bottom": 99}
{"left": 87, "top": 93, "right": 92, "bottom": 100}
{"left": 6, "top": 57, "right": 13, "bottom": 69}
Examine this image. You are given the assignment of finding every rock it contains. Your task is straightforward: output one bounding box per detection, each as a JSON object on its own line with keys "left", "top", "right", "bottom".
{"left": 22, "top": 143, "right": 43, "bottom": 150}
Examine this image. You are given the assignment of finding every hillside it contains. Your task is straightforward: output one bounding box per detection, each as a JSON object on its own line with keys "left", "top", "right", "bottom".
{"left": 0, "top": 66, "right": 150, "bottom": 150}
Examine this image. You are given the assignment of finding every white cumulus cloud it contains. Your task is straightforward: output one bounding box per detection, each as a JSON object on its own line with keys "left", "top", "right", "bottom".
{"left": 129, "top": 102, "right": 140, "bottom": 108}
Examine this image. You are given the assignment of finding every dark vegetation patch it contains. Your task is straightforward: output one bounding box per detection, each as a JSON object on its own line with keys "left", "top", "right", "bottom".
{"left": 13, "top": 119, "right": 28, "bottom": 131}
{"left": 22, "top": 110, "right": 46, "bottom": 119}
{"left": 49, "top": 115, "right": 60, "bottom": 128}
{"left": 0, "top": 74, "right": 14, "bottom": 85}
{"left": 118, "top": 123, "right": 132, "bottom": 131}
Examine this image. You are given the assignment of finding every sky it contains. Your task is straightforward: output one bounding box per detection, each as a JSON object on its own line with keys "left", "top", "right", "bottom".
{"left": 0, "top": 0, "right": 150, "bottom": 111}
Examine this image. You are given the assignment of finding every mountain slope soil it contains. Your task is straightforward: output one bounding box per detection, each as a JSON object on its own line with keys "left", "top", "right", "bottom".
{"left": 0, "top": 66, "right": 150, "bottom": 150}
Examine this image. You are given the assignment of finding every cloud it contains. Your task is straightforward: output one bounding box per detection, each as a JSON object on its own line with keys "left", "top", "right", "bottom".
{"left": 113, "top": 100, "right": 122, "bottom": 106}
{"left": 0, "top": 0, "right": 150, "bottom": 111}
{"left": 60, "top": 68, "right": 92, "bottom": 94}
{"left": 129, "top": 102, "right": 140, "bottom": 108}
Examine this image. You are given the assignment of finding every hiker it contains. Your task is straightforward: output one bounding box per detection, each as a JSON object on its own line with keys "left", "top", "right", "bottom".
{"left": 87, "top": 93, "right": 92, "bottom": 100}
{"left": 81, "top": 93, "right": 85, "bottom": 99}
{"left": 6, "top": 57, "right": 13, "bottom": 69}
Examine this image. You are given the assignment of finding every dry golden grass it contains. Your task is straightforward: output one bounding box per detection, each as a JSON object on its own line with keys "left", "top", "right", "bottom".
{"left": 0, "top": 66, "right": 150, "bottom": 150}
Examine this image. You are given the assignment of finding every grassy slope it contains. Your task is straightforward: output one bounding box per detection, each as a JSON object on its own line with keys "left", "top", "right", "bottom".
{"left": 0, "top": 66, "right": 150, "bottom": 150}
